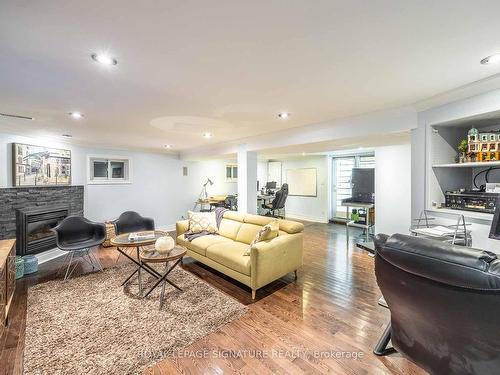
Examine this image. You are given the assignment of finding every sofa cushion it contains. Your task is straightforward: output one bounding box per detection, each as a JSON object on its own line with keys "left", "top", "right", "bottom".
{"left": 218, "top": 218, "right": 242, "bottom": 240}
{"left": 177, "top": 234, "right": 233, "bottom": 256}
{"left": 223, "top": 211, "right": 245, "bottom": 223}
{"left": 236, "top": 223, "right": 265, "bottom": 245}
{"left": 206, "top": 242, "right": 251, "bottom": 276}
{"left": 243, "top": 214, "right": 275, "bottom": 226}
{"left": 242, "top": 213, "right": 304, "bottom": 234}
{"left": 278, "top": 220, "right": 304, "bottom": 234}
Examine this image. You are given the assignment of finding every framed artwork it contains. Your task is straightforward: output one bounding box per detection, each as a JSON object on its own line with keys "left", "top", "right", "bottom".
{"left": 12, "top": 143, "right": 71, "bottom": 186}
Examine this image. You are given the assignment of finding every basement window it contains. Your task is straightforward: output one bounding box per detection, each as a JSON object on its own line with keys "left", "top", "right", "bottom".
{"left": 87, "top": 155, "right": 132, "bottom": 184}
{"left": 226, "top": 164, "right": 238, "bottom": 182}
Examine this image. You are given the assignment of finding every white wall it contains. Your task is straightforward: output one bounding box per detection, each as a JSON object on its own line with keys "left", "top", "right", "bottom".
{"left": 184, "top": 159, "right": 238, "bottom": 198}
{"left": 259, "top": 156, "right": 329, "bottom": 223}
{"left": 375, "top": 144, "right": 412, "bottom": 235}
{"left": 257, "top": 160, "right": 268, "bottom": 190}
{"left": 0, "top": 132, "right": 188, "bottom": 228}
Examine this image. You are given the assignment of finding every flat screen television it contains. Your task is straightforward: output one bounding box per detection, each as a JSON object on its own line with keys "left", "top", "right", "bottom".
{"left": 351, "top": 168, "right": 375, "bottom": 202}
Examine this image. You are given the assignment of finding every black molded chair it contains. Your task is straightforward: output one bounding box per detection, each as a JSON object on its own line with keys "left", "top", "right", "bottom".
{"left": 374, "top": 233, "right": 500, "bottom": 374}
{"left": 112, "top": 211, "right": 155, "bottom": 264}
{"left": 113, "top": 211, "right": 155, "bottom": 235}
{"left": 52, "top": 216, "right": 106, "bottom": 280}
{"left": 262, "top": 183, "right": 288, "bottom": 218}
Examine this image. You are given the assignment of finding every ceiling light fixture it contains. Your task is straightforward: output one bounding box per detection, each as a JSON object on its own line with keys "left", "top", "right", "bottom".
{"left": 62, "top": 134, "right": 73, "bottom": 138}
{"left": 69, "top": 112, "right": 84, "bottom": 119}
{"left": 481, "top": 54, "right": 500, "bottom": 65}
{"left": 91, "top": 53, "right": 118, "bottom": 66}
{"left": 203, "top": 132, "right": 212, "bottom": 139}
{"left": 278, "top": 112, "right": 290, "bottom": 119}
{"left": 164, "top": 144, "right": 173, "bottom": 149}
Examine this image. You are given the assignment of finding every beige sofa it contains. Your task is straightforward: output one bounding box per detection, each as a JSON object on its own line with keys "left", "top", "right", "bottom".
{"left": 176, "top": 211, "right": 304, "bottom": 299}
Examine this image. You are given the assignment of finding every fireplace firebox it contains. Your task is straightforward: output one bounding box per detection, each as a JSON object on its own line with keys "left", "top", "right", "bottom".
{"left": 16, "top": 206, "right": 69, "bottom": 256}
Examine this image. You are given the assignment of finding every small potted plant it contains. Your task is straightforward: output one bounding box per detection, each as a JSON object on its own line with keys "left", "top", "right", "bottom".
{"left": 458, "top": 139, "right": 468, "bottom": 163}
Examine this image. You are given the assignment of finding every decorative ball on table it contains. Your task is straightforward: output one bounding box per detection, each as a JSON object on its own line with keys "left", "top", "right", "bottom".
{"left": 155, "top": 235, "right": 175, "bottom": 255}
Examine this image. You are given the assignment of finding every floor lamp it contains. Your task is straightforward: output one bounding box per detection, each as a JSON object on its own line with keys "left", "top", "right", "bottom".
{"left": 193, "top": 178, "right": 213, "bottom": 210}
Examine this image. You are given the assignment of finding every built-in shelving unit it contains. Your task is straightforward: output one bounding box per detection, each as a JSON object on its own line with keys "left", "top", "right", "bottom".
{"left": 433, "top": 161, "right": 500, "bottom": 168}
{"left": 426, "top": 110, "right": 500, "bottom": 223}
{"left": 427, "top": 207, "right": 493, "bottom": 221}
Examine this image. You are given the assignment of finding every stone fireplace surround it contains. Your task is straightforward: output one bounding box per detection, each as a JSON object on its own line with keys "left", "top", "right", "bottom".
{"left": 0, "top": 186, "right": 84, "bottom": 255}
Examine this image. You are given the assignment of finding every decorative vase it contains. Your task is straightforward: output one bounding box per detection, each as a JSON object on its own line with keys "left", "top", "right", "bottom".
{"left": 459, "top": 152, "right": 466, "bottom": 163}
{"left": 155, "top": 235, "right": 175, "bottom": 255}
{"left": 15, "top": 256, "right": 24, "bottom": 279}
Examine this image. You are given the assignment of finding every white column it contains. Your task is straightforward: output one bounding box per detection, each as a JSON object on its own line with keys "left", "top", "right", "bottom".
{"left": 237, "top": 146, "right": 258, "bottom": 214}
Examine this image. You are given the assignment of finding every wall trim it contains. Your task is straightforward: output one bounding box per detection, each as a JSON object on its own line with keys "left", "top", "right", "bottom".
{"left": 35, "top": 248, "right": 66, "bottom": 264}
{"left": 284, "top": 213, "right": 328, "bottom": 223}
{"left": 34, "top": 223, "right": 177, "bottom": 265}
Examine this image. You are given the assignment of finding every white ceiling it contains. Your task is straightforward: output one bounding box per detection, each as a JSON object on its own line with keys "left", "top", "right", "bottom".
{"left": 2, "top": 0, "right": 500, "bottom": 152}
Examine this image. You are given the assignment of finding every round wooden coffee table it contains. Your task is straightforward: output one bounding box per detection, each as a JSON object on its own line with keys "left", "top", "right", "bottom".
{"left": 110, "top": 230, "right": 168, "bottom": 295}
{"left": 139, "top": 246, "right": 187, "bottom": 309}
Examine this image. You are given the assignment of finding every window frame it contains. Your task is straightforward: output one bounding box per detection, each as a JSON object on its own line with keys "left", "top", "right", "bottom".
{"left": 87, "top": 155, "right": 132, "bottom": 185}
{"left": 225, "top": 164, "right": 238, "bottom": 182}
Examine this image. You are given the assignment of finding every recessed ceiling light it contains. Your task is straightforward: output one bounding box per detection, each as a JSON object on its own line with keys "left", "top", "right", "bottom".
{"left": 91, "top": 53, "right": 118, "bottom": 66}
{"left": 69, "top": 112, "right": 84, "bottom": 119}
{"left": 62, "top": 134, "right": 73, "bottom": 138}
{"left": 481, "top": 54, "right": 500, "bottom": 65}
{"left": 278, "top": 112, "right": 290, "bottom": 119}
{"left": 164, "top": 144, "right": 173, "bottom": 149}
{"left": 203, "top": 132, "right": 212, "bottom": 139}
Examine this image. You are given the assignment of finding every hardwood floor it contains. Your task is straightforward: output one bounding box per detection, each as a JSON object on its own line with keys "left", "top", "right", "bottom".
{"left": 0, "top": 223, "right": 426, "bottom": 375}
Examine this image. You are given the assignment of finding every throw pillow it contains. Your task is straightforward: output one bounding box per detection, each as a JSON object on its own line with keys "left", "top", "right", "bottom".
{"left": 244, "top": 220, "right": 280, "bottom": 256}
{"left": 187, "top": 211, "right": 217, "bottom": 234}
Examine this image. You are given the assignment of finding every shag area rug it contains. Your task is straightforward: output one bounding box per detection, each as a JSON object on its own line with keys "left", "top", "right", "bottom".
{"left": 24, "top": 264, "right": 247, "bottom": 374}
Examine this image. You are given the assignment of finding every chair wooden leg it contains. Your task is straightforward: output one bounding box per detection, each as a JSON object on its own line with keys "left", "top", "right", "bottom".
{"left": 251, "top": 289, "right": 256, "bottom": 300}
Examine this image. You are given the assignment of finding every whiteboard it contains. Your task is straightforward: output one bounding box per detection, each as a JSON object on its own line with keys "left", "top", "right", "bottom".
{"left": 286, "top": 168, "right": 317, "bottom": 197}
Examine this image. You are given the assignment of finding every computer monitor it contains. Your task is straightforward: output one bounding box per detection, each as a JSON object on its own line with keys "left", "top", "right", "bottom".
{"left": 266, "top": 181, "right": 277, "bottom": 189}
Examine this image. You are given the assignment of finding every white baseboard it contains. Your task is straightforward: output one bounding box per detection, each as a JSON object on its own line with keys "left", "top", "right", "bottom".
{"left": 35, "top": 248, "right": 66, "bottom": 264}
{"left": 284, "top": 213, "right": 328, "bottom": 223}
{"left": 158, "top": 224, "right": 176, "bottom": 232}
{"left": 34, "top": 224, "right": 176, "bottom": 265}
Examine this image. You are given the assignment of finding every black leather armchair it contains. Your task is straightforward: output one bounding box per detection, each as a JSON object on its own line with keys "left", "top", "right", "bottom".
{"left": 52, "top": 216, "right": 106, "bottom": 280}
{"left": 262, "top": 183, "right": 288, "bottom": 218}
{"left": 374, "top": 233, "right": 500, "bottom": 375}
{"left": 113, "top": 211, "right": 155, "bottom": 235}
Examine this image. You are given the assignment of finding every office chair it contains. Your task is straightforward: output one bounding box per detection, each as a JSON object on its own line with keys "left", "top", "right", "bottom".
{"left": 374, "top": 233, "right": 500, "bottom": 374}
{"left": 224, "top": 195, "right": 237, "bottom": 211}
{"left": 52, "top": 216, "right": 106, "bottom": 280}
{"left": 262, "top": 183, "right": 288, "bottom": 218}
